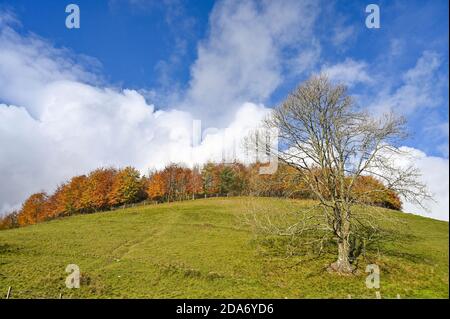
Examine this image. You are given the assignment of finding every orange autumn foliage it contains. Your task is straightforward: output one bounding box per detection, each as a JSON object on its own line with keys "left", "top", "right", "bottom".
{"left": 17, "top": 192, "right": 49, "bottom": 225}
{"left": 81, "top": 168, "right": 117, "bottom": 211}
{"left": 109, "top": 167, "right": 144, "bottom": 206}
{"left": 352, "top": 175, "right": 402, "bottom": 211}
{"left": 187, "top": 166, "right": 204, "bottom": 197}
{"left": 146, "top": 172, "right": 166, "bottom": 201}
{"left": 2, "top": 162, "right": 403, "bottom": 230}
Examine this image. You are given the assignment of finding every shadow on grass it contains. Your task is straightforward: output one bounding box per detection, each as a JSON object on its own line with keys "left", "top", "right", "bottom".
{"left": 368, "top": 228, "right": 431, "bottom": 264}
{"left": 252, "top": 224, "right": 428, "bottom": 272}
{"left": 157, "top": 262, "right": 226, "bottom": 282}
{"left": 0, "top": 243, "right": 21, "bottom": 255}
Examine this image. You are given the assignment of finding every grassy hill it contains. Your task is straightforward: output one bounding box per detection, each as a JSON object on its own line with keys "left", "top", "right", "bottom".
{"left": 0, "top": 197, "right": 448, "bottom": 298}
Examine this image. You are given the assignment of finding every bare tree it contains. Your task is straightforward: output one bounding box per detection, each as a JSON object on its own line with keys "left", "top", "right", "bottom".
{"left": 257, "top": 74, "right": 431, "bottom": 274}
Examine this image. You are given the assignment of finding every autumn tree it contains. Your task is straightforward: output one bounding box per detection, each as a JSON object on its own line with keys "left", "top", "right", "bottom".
{"left": 158, "top": 164, "right": 197, "bottom": 201}
{"left": 65, "top": 175, "right": 89, "bottom": 213}
{"left": 0, "top": 211, "right": 19, "bottom": 230}
{"left": 217, "top": 163, "right": 248, "bottom": 195}
{"left": 109, "top": 167, "right": 144, "bottom": 206}
{"left": 161, "top": 164, "right": 181, "bottom": 201}
{"left": 45, "top": 175, "right": 88, "bottom": 218}
{"left": 187, "top": 165, "right": 204, "bottom": 199}
{"left": 228, "top": 162, "right": 249, "bottom": 195}
{"left": 45, "top": 184, "right": 67, "bottom": 218}
{"left": 248, "top": 162, "right": 305, "bottom": 198}
{"left": 146, "top": 171, "right": 167, "bottom": 202}
{"left": 81, "top": 168, "right": 117, "bottom": 211}
{"left": 202, "top": 163, "right": 220, "bottom": 196}
{"left": 351, "top": 175, "right": 402, "bottom": 211}
{"left": 219, "top": 166, "right": 235, "bottom": 194}
{"left": 260, "top": 74, "right": 429, "bottom": 273}
{"left": 17, "top": 192, "right": 49, "bottom": 225}
{"left": 176, "top": 167, "right": 191, "bottom": 200}
{"left": 1, "top": 156, "right": 405, "bottom": 232}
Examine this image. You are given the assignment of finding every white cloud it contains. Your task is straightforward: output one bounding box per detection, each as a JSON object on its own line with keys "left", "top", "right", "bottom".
{"left": 369, "top": 51, "right": 444, "bottom": 115}
{"left": 183, "top": 0, "right": 320, "bottom": 125}
{"left": 389, "top": 39, "right": 405, "bottom": 57}
{"left": 0, "top": 4, "right": 447, "bottom": 224}
{"left": 331, "top": 25, "right": 355, "bottom": 48}
{"left": 395, "top": 147, "right": 449, "bottom": 221}
{"left": 0, "top": 12, "right": 271, "bottom": 215}
{"left": 321, "top": 59, "right": 372, "bottom": 87}
{"left": 288, "top": 40, "right": 321, "bottom": 75}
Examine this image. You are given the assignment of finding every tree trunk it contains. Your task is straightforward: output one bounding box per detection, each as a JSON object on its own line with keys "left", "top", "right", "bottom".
{"left": 330, "top": 213, "right": 354, "bottom": 274}
{"left": 330, "top": 240, "right": 354, "bottom": 273}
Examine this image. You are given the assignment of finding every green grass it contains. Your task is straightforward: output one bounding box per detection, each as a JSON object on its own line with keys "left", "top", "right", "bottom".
{"left": 0, "top": 197, "right": 448, "bottom": 298}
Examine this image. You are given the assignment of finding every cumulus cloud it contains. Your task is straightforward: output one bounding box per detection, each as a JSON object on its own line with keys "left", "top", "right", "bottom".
{"left": 280, "top": 144, "right": 449, "bottom": 221}
{"left": 0, "top": 3, "right": 448, "bottom": 223}
{"left": 1, "top": 0, "right": 322, "bottom": 216}
{"left": 0, "top": 11, "right": 271, "bottom": 215}
{"left": 183, "top": 0, "right": 320, "bottom": 125}
{"left": 393, "top": 147, "right": 449, "bottom": 221}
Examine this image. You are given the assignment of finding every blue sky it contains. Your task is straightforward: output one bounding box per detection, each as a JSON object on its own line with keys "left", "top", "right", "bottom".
{"left": 1, "top": 0, "right": 448, "bottom": 154}
{"left": 0, "top": 0, "right": 448, "bottom": 219}
{"left": 0, "top": 0, "right": 213, "bottom": 90}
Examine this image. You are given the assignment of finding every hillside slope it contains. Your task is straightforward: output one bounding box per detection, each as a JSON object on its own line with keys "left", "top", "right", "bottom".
{"left": 0, "top": 198, "right": 448, "bottom": 298}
